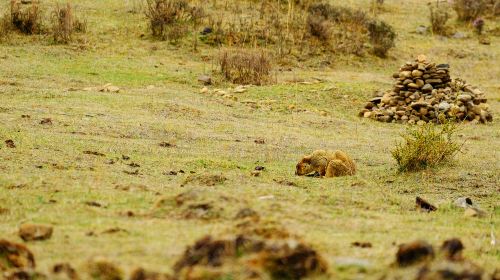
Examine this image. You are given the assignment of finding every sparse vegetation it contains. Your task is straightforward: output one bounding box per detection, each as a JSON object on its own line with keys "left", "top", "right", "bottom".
{"left": 452, "top": 0, "right": 487, "bottom": 22}
{"left": 429, "top": 2, "right": 450, "bottom": 35}
{"left": 8, "top": 0, "right": 43, "bottom": 35}
{"left": 50, "top": 3, "right": 80, "bottom": 44}
{"left": 392, "top": 122, "right": 463, "bottom": 172}
{"left": 52, "top": 5, "right": 70, "bottom": 43}
{"left": 219, "top": 48, "right": 273, "bottom": 85}
{"left": 145, "top": 0, "right": 203, "bottom": 42}
{"left": 0, "top": 0, "right": 499, "bottom": 278}
{"left": 367, "top": 19, "right": 396, "bottom": 57}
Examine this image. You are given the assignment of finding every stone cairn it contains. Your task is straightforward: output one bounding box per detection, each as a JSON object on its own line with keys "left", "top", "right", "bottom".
{"left": 359, "top": 55, "right": 493, "bottom": 124}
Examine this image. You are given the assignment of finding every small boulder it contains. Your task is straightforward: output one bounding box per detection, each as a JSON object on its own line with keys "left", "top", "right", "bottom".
{"left": 422, "top": 84, "right": 433, "bottom": 93}
{"left": 197, "top": 75, "right": 212, "bottom": 85}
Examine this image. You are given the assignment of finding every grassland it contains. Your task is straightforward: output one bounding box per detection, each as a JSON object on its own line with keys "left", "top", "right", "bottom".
{"left": 0, "top": 0, "right": 499, "bottom": 279}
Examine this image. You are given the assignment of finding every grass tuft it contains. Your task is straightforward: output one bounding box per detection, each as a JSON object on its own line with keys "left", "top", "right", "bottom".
{"left": 219, "top": 48, "right": 273, "bottom": 85}
{"left": 392, "top": 122, "right": 463, "bottom": 172}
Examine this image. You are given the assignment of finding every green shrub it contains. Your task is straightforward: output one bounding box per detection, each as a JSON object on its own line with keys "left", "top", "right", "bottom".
{"left": 392, "top": 122, "right": 462, "bottom": 172}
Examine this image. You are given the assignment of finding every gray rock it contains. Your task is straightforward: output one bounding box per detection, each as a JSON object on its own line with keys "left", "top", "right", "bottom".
{"left": 197, "top": 75, "right": 212, "bottom": 85}
{"left": 422, "top": 84, "right": 433, "bottom": 92}
{"left": 416, "top": 25, "right": 428, "bottom": 35}
{"left": 438, "top": 101, "right": 451, "bottom": 111}
{"left": 458, "top": 94, "right": 472, "bottom": 102}
{"left": 454, "top": 197, "right": 475, "bottom": 208}
{"left": 452, "top": 32, "right": 467, "bottom": 39}
{"left": 425, "top": 79, "right": 443, "bottom": 84}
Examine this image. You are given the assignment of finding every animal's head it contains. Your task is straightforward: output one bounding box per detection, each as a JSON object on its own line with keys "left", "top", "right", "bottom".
{"left": 295, "top": 157, "right": 314, "bottom": 176}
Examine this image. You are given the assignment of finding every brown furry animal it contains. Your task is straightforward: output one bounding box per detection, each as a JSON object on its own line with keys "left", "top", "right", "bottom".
{"left": 295, "top": 150, "right": 356, "bottom": 177}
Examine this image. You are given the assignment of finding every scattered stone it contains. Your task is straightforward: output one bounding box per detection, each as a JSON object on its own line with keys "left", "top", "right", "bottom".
{"left": 479, "top": 36, "right": 491, "bottom": 45}
{"left": 122, "top": 155, "right": 130, "bottom": 161}
{"left": 255, "top": 166, "right": 265, "bottom": 171}
{"left": 396, "top": 240, "right": 435, "bottom": 267}
{"left": 360, "top": 55, "right": 493, "bottom": 124}
{"left": 352, "top": 242, "right": 372, "bottom": 248}
{"left": 197, "top": 75, "right": 212, "bottom": 85}
{"left": 52, "top": 263, "right": 79, "bottom": 280}
{"left": 454, "top": 197, "right": 474, "bottom": 208}
{"left": 416, "top": 25, "right": 428, "bottom": 34}
{"left": 5, "top": 139, "right": 16, "bottom": 148}
{"left": 199, "top": 87, "right": 208, "bottom": 94}
{"left": 18, "top": 224, "right": 53, "bottom": 242}
{"left": 416, "top": 196, "right": 437, "bottom": 212}
{"left": 21, "top": 115, "right": 31, "bottom": 118}
{"left": 464, "top": 207, "right": 486, "bottom": 218}
{"left": 452, "top": 32, "right": 467, "bottom": 39}
{"left": 233, "top": 85, "right": 247, "bottom": 93}
{"left": 0, "top": 239, "right": 35, "bottom": 271}
{"left": 40, "top": 118, "right": 52, "bottom": 125}
{"left": 86, "top": 258, "right": 123, "bottom": 280}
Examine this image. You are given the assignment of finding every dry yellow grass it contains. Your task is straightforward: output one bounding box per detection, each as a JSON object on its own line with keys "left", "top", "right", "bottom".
{"left": 0, "top": 0, "right": 499, "bottom": 278}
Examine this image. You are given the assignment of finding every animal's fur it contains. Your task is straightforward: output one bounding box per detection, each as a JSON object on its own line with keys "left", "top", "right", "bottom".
{"left": 295, "top": 150, "right": 356, "bottom": 177}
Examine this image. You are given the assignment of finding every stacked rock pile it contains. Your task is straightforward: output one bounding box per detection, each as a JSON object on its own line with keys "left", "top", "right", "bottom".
{"left": 359, "top": 55, "right": 493, "bottom": 124}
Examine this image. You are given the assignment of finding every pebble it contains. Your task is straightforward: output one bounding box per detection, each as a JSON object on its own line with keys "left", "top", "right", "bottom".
{"left": 197, "top": 75, "right": 212, "bottom": 85}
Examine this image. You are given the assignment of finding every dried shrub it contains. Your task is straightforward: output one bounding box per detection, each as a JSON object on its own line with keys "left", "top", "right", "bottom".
{"left": 392, "top": 122, "right": 462, "bottom": 172}
{"left": 50, "top": 3, "right": 72, "bottom": 44}
{"left": 10, "top": 0, "right": 42, "bottom": 34}
{"left": 145, "top": 0, "right": 203, "bottom": 42}
{"left": 0, "top": 15, "right": 13, "bottom": 38}
{"left": 367, "top": 19, "right": 396, "bottom": 57}
{"left": 219, "top": 49, "right": 273, "bottom": 85}
{"left": 50, "top": 3, "right": 86, "bottom": 44}
{"left": 306, "top": 3, "right": 395, "bottom": 57}
{"left": 453, "top": 0, "right": 487, "bottom": 21}
{"left": 429, "top": 2, "right": 450, "bottom": 35}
